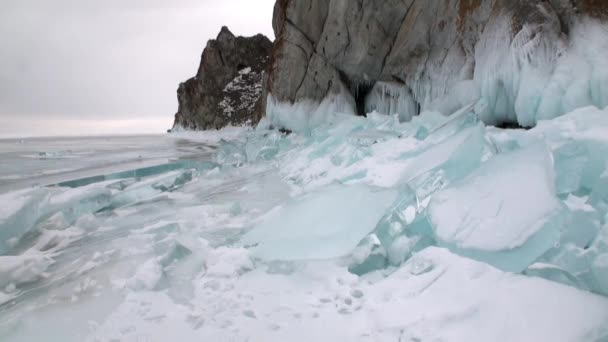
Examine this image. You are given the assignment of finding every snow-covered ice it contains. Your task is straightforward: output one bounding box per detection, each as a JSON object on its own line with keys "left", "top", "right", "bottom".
{"left": 1, "top": 104, "right": 608, "bottom": 341}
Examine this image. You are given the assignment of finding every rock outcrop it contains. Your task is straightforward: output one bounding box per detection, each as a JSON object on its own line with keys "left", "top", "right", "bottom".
{"left": 266, "top": 0, "right": 608, "bottom": 131}
{"left": 172, "top": 27, "right": 272, "bottom": 130}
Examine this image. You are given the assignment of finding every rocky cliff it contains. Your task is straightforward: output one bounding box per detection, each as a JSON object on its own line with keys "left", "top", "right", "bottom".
{"left": 172, "top": 27, "right": 272, "bottom": 131}
{"left": 266, "top": 0, "right": 608, "bottom": 131}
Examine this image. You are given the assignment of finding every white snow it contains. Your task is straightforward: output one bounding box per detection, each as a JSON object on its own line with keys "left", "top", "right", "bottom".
{"left": 87, "top": 247, "right": 608, "bottom": 342}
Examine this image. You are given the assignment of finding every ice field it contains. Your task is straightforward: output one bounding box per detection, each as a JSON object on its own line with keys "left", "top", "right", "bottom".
{"left": 1, "top": 106, "right": 608, "bottom": 341}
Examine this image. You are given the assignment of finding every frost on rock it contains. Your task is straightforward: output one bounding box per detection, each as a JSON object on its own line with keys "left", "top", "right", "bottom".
{"left": 218, "top": 69, "right": 264, "bottom": 122}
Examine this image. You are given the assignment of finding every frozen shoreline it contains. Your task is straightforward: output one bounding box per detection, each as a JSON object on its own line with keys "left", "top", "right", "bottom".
{"left": 1, "top": 106, "right": 608, "bottom": 341}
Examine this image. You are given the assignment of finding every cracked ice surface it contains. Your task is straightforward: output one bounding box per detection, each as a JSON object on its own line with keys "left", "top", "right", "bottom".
{"left": 1, "top": 107, "right": 608, "bottom": 341}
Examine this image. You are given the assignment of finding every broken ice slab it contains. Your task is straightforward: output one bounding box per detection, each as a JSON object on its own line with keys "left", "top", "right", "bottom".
{"left": 215, "top": 139, "right": 247, "bottom": 167}
{"left": 55, "top": 160, "right": 217, "bottom": 189}
{"left": 544, "top": 222, "right": 608, "bottom": 295}
{"left": 160, "top": 236, "right": 210, "bottom": 302}
{"left": 533, "top": 106, "right": 608, "bottom": 194}
{"left": 561, "top": 195, "right": 602, "bottom": 249}
{"left": 244, "top": 130, "right": 285, "bottom": 162}
{"left": 279, "top": 107, "right": 489, "bottom": 191}
{"left": 348, "top": 234, "right": 388, "bottom": 275}
{"left": 485, "top": 107, "right": 608, "bottom": 197}
{"left": 348, "top": 192, "right": 438, "bottom": 275}
{"left": 549, "top": 136, "right": 607, "bottom": 196}
{"left": 552, "top": 142, "right": 591, "bottom": 195}
{"left": 428, "top": 144, "right": 564, "bottom": 273}
{"left": 577, "top": 224, "right": 608, "bottom": 295}
{"left": 537, "top": 242, "right": 592, "bottom": 282}
{"left": 108, "top": 169, "right": 195, "bottom": 209}
{"left": 383, "top": 122, "right": 492, "bottom": 200}
{"left": 368, "top": 186, "right": 418, "bottom": 249}
{"left": 421, "top": 101, "right": 478, "bottom": 144}
{"left": 395, "top": 110, "right": 448, "bottom": 141}
{"left": 407, "top": 123, "right": 491, "bottom": 199}
{"left": 0, "top": 165, "right": 203, "bottom": 255}
{"left": 0, "top": 182, "right": 114, "bottom": 254}
{"left": 527, "top": 195, "right": 604, "bottom": 292}
{"left": 524, "top": 262, "right": 587, "bottom": 289}
{"left": 0, "top": 188, "right": 52, "bottom": 254}
{"left": 590, "top": 167, "right": 608, "bottom": 207}
{"left": 590, "top": 253, "right": 608, "bottom": 296}
{"left": 594, "top": 223, "right": 608, "bottom": 254}
{"left": 346, "top": 129, "right": 401, "bottom": 147}
{"left": 241, "top": 184, "right": 398, "bottom": 261}
{"left": 348, "top": 186, "right": 430, "bottom": 273}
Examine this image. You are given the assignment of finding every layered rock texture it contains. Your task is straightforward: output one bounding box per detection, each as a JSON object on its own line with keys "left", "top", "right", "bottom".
{"left": 172, "top": 27, "right": 272, "bottom": 130}
{"left": 267, "top": 0, "right": 608, "bottom": 131}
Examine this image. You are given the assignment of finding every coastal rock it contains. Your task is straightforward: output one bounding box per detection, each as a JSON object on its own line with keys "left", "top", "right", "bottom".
{"left": 267, "top": 0, "right": 608, "bottom": 131}
{"left": 173, "top": 27, "right": 272, "bottom": 131}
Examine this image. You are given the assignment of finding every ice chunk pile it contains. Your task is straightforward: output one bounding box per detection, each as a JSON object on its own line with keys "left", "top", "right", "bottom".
{"left": 2, "top": 104, "right": 608, "bottom": 340}
{"left": 222, "top": 104, "right": 607, "bottom": 301}
{"left": 235, "top": 105, "right": 608, "bottom": 297}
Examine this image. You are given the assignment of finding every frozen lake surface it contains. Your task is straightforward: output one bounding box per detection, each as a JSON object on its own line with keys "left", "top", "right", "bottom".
{"left": 0, "top": 135, "right": 220, "bottom": 192}
{"left": 1, "top": 112, "right": 608, "bottom": 341}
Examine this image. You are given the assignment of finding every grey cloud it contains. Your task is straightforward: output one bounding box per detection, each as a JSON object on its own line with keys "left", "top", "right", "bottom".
{"left": 0, "top": 0, "right": 275, "bottom": 124}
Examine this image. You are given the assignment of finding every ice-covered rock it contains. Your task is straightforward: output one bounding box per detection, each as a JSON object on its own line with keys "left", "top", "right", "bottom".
{"left": 267, "top": 0, "right": 608, "bottom": 130}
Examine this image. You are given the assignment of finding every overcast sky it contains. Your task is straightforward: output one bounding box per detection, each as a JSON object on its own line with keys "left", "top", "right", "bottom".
{"left": 0, "top": 0, "right": 275, "bottom": 137}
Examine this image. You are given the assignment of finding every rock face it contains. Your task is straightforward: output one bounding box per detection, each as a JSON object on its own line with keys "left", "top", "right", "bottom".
{"left": 267, "top": 0, "right": 608, "bottom": 131}
{"left": 173, "top": 27, "right": 272, "bottom": 130}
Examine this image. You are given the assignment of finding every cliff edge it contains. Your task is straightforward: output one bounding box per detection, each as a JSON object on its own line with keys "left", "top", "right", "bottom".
{"left": 266, "top": 0, "right": 608, "bottom": 131}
